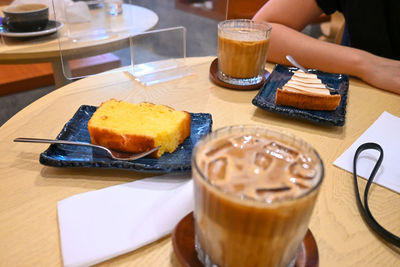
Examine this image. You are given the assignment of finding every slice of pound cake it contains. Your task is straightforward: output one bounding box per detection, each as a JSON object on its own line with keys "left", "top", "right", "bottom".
{"left": 275, "top": 70, "right": 341, "bottom": 110}
{"left": 88, "top": 99, "right": 191, "bottom": 158}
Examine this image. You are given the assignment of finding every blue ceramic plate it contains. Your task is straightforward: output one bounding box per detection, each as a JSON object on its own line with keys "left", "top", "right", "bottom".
{"left": 252, "top": 64, "right": 349, "bottom": 126}
{"left": 40, "top": 105, "right": 213, "bottom": 172}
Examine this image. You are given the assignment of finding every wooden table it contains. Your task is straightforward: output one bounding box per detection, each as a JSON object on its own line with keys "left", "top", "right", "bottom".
{"left": 0, "top": 4, "right": 158, "bottom": 87}
{"left": 0, "top": 57, "right": 399, "bottom": 266}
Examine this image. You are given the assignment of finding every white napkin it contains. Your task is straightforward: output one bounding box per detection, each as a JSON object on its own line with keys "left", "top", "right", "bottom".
{"left": 10, "top": 0, "right": 91, "bottom": 23}
{"left": 334, "top": 111, "right": 400, "bottom": 193}
{"left": 57, "top": 173, "right": 194, "bottom": 267}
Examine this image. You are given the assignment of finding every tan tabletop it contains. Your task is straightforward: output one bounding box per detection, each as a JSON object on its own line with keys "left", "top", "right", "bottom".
{"left": 0, "top": 4, "right": 158, "bottom": 87}
{"left": 0, "top": 57, "right": 399, "bottom": 266}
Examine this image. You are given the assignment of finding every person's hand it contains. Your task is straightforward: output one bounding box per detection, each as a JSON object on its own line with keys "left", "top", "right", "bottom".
{"left": 358, "top": 53, "right": 400, "bottom": 94}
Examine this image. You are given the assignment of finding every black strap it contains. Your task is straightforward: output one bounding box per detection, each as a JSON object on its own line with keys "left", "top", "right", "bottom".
{"left": 353, "top": 142, "right": 400, "bottom": 248}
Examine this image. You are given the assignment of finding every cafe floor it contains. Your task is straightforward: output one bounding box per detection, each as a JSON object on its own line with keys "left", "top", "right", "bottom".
{"left": 0, "top": 0, "right": 321, "bottom": 127}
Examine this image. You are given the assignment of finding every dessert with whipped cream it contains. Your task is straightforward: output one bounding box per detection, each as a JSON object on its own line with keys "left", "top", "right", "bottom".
{"left": 275, "top": 70, "right": 341, "bottom": 110}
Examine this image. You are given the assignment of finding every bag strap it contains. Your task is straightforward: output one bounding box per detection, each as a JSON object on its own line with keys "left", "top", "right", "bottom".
{"left": 353, "top": 142, "right": 400, "bottom": 247}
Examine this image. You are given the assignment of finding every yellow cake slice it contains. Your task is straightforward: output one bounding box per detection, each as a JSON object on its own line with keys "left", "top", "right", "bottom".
{"left": 88, "top": 99, "right": 191, "bottom": 158}
{"left": 275, "top": 70, "right": 341, "bottom": 111}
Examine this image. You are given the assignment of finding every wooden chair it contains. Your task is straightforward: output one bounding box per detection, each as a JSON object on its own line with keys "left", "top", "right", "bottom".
{"left": 319, "top": 11, "right": 345, "bottom": 44}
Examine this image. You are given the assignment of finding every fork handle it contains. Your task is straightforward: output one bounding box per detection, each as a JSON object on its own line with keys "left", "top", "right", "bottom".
{"left": 14, "top": 137, "right": 96, "bottom": 148}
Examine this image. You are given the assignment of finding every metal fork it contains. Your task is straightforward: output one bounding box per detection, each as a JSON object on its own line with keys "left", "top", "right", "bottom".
{"left": 14, "top": 137, "right": 160, "bottom": 161}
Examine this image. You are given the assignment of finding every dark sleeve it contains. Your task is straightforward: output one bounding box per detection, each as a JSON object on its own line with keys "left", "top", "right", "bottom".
{"left": 315, "top": 0, "right": 339, "bottom": 15}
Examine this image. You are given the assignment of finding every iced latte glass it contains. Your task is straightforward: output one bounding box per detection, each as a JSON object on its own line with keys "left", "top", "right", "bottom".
{"left": 218, "top": 19, "right": 271, "bottom": 86}
{"left": 192, "top": 125, "right": 324, "bottom": 267}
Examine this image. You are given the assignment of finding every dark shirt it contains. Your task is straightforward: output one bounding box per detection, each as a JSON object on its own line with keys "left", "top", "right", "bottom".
{"left": 315, "top": 0, "right": 400, "bottom": 60}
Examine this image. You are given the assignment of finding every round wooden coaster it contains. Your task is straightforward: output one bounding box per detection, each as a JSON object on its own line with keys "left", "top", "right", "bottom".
{"left": 209, "top": 58, "right": 270, "bottom": 90}
{"left": 172, "top": 212, "right": 319, "bottom": 267}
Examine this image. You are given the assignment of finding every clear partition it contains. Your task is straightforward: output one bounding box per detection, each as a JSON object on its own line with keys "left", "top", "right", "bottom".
{"left": 125, "top": 26, "right": 192, "bottom": 86}
{"left": 55, "top": 0, "right": 159, "bottom": 80}
{"left": 54, "top": 0, "right": 235, "bottom": 81}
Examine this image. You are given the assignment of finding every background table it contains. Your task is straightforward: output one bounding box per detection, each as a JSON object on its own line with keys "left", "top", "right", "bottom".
{"left": 0, "top": 57, "right": 399, "bottom": 266}
{"left": 0, "top": 4, "right": 158, "bottom": 87}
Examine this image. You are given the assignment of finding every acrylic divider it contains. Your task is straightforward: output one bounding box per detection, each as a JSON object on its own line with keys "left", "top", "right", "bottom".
{"left": 124, "top": 26, "right": 192, "bottom": 86}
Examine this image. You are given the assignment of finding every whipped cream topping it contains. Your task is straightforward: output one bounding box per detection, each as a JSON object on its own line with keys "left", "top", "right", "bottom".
{"left": 282, "top": 70, "right": 330, "bottom": 95}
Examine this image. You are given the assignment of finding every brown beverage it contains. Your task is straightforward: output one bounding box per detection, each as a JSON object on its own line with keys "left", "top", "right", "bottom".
{"left": 192, "top": 126, "right": 323, "bottom": 267}
{"left": 5, "top": 3, "right": 47, "bottom": 12}
{"left": 218, "top": 29, "right": 270, "bottom": 78}
{"left": 217, "top": 20, "right": 271, "bottom": 85}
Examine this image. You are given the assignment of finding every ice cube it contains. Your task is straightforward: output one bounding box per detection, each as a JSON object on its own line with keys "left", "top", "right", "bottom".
{"left": 254, "top": 152, "right": 272, "bottom": 170}
{"left": 231, "top": 135, "right": 258, "bottom": 148}
{"left": 205, "top": 139, "right": 233, "bottom": 157}
{"left": 299, "top": 154, "right": 312, "bottom": 163}
{"left": 226, "top": 147, "right": 246, "bottom": 159}
{"left": 289, "top": 162, "right": 316, "bottom": 179}
{"left": 289, "top": 177, "right": 311, "bottom": 190}
{"left": 264, "top": 142, "right": 299, "bottom": 161}
{"left": 208, "top": 157, "right": 228, "bottom": 182}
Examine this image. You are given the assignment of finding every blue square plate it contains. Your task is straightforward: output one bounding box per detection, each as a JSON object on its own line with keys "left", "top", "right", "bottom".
{"left": 252, "top": 64, "right": 349, "bottom": 126}
{"left": 39, "top": 105, "right": 213, "bottom": 172}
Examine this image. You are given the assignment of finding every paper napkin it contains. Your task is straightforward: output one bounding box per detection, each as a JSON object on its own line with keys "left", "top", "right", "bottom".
{"left": 334, "top": 111, "right": 400, "bottom": 193}
{"left": 57, "top": 173, "right": 193, "bottom": 267}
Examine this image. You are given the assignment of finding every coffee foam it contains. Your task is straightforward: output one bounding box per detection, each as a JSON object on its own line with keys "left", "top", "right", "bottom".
{"left": 219, "top": 27, "right": 267, "bottom": 42}
{"left": 197, "top": 134, "right": 320, "bottom": 202}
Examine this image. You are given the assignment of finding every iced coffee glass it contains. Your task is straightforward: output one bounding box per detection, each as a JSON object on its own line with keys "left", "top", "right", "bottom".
{"left": 192, "top": 125, "right": 324, "bottom": 267}
{"left": 217, "top": 19, "right": 271, "bottom": 86}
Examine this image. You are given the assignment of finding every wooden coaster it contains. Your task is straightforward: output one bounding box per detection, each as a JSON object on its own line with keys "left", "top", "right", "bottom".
{"left": 209, "top": 58, "right": 270, "bottom": 90}
{"left": 172, "top": 212, "right": 319, "bottom": 267}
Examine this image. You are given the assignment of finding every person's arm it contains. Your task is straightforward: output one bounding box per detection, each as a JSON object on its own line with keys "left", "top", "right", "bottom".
{"left": 253, "top": 0, "right": 400, "bottom": 94}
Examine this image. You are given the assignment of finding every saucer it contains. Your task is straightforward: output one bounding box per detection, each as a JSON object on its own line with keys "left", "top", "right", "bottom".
{"left": 172, "top": 212, "right": 319, "bottom": 267}
{"left": 209, "top": 58, "right": 270, "bottom": 90}
{"left": 0, "top": 20, "right": 63, "bottom": 37}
